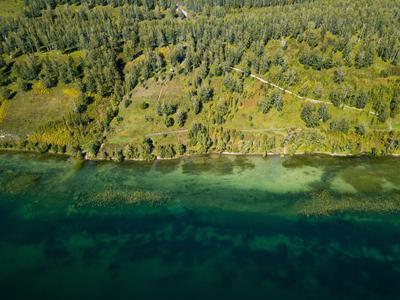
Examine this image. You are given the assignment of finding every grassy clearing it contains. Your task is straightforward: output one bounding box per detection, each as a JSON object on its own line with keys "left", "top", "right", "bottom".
{"left": 109, "top": 74, "right": 190, "bottom": 145}
{"left": 0, "top": 83, "right": 78, "bottom": 136}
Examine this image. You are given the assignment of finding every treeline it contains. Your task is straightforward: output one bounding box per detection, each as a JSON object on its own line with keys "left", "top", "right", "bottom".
{"left": 96, "top": 122, "right": 400, "bottom": 161}
{"left": 181, "top": 0, "right": 312, "bottom": 11}
{"left": 22, "top": 0, "right": 175, "bottom": 17}
{"left": 2, "top": 0, "right": 399, "bottom": 63}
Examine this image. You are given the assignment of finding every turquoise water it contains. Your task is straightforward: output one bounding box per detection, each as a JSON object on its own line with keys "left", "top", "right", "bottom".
{"left": 0, "top": 152, "right": 400, "bottom": 299}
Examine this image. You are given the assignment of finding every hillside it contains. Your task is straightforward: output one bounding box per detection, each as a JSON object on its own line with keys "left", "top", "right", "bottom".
{"left": 0, "top": 0, "right": 399, "bottom": 160}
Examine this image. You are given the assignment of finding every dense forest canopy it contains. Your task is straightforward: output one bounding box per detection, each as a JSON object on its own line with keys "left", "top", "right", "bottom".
{"left": 0, "top": 0, "right": 399, "bottom": 160}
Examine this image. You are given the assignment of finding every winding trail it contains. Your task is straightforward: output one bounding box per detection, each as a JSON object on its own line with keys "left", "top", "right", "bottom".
{"left": 228, "top": 67, "right": 377, "bottom": 116}
{"left": 144, "top": 66, "right": 396, "bottom": 138}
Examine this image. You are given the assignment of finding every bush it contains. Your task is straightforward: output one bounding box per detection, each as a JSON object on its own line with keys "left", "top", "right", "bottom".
{"left": 333, "top": 68, "right": 345, "bottom": 83}
{"left": 318, "top": 104, "right": 331, "bottom": 122}
{"left": 140, "top": 101, "right": 149, "bottom": 109}
{"left": 159, "top": 144, "right": 176, "bottom": 159}
{"left": 330, "top": 119, "right": 349, "bottom": 133}
{"left": 177, "top": 111, "right": 187, "bottom": 127}
{"left": 17, "top": 79, "right": 32, "bottom": 91}
{"left": 300, "top": 104, "right": 320, "bottom": 128}
{"left": 124, "top": 99, "right": 132, "bottom": 108}
{"left": 355, "top": 124, "right": 366, "bottom": 136}
{"left": 390, "top": 96, "right": 399, "bottom": 118}
{"left": 178, "top": 144, "right": 187, "bottom": 155}
{"left": 199, "top": 86, "right": 214, "bottom": 102}
{"left": 164, "top": 103, "right": 177, "bottom": 115}
{"left": 188, "top": 123, "right": 212, "bottom": 153}
{"left": 355, "top": 92, "right": 368, "bottom": 109}
{"left": 114, "top": 150, "right": 124, "bottom": 162}
{"left": 258, "top": 97, "right": 272, "bottom": 114}
{"left": 2, "top": 88, "right": 15, "bottom": 100}
{"left": 313, "top": 83, "right": 323, "bottom": 99}
{"left": 193, "top": 99, "right": 202, "bottom": 114}
{"left": 259, "top": 91, "right": 283, "bottom": 114}
{"left": 142, "top": 138, "right": 154, "bottom": 155}
{"left": 164, "top": 117, "right": 175, "bottom": 127}
{"left": 89, "top": 141, "right": 101, "bottom": 156}
{"left": 272, "top": 91, "right": 283, "bottom": 111}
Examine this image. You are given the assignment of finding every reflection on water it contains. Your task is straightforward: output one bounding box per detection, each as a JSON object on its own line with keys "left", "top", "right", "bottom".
{"left": 0, "top": 152, "right": 400, "bottom": 300}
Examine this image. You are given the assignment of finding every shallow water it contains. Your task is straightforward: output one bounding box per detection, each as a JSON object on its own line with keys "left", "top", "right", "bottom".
{"left": 0, "top": 152, "right": 400, "bottom": 299}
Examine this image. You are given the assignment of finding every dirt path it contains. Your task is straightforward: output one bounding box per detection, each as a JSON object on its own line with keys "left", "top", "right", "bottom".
{"left": 0, "top": 130, "right": 19, "bottom": 139}
{"left": 228, "top": 67, "right": 377, "bottom": 116}
{"left": 145, "top": 129, "right": 188, "bottom": 137}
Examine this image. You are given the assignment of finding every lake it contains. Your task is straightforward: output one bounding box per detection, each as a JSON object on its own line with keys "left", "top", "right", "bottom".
{"left": 0, "top": 152, "right": 400, "bottom": 299}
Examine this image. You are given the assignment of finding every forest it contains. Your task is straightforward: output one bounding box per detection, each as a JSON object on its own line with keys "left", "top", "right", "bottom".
{"left": 0, "top": 0, "right": 399, "bottom": 160}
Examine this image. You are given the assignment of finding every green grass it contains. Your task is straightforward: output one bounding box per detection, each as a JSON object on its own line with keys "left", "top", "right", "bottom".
{"left": 0, "top": 82, "right": 78, "bottom": 137}
{"left": 0, "top": 0, "right": 24, "bottom": 18}
{"left": 108, "top": 74, "right": 190, "bottom": 145}
{"left": 108, "top": 35, "right": 399, "bottom": 150}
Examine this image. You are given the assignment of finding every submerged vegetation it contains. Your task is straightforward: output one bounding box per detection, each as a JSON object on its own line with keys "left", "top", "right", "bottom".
{"left": 299, "top": 190, "right": 400, "bottom": 216}
{"left": 77, "top": 189, "right": 170, "bottom": 208}
{"left": 1, "top": 153, "right": 400, "bottom": 300}
{"left": 0, "top": 0, "right": 399, "bottom": 160}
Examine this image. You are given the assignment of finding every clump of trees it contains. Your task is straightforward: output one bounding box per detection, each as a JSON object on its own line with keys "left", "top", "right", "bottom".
{"left": 299, "top": 48, "right": 333, "bottom": 70}
{"left": 258, "top": 90, "right": 284, "bottom": 114}
{"left": 300, "top": 103, "right": 330, "bottom": 128}
{"left": 188, "top": 123, "right": 212, "bottom": 153}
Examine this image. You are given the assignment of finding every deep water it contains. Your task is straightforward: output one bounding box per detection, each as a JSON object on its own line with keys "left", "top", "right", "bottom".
{"left": 0, "top": 152, "right": 400, "bottom": 300}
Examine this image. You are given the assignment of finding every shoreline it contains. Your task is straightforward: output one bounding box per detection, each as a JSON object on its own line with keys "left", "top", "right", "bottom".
{"left": 1, "top": 147, "right": 400, "bottom": 162}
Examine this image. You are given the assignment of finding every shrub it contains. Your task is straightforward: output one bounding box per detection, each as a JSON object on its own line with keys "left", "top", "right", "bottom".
{"left": 89, "top": 141, "right": 101, "bottom": 156}
{"left": 188, "top": 123, "right": 212, "bottom": 153}
{"left": 178, "top": 144, "right": 187, "bottom": 155}
{"left": 2, "top": 88, "right": 15, "bottom": 100}
{"left": 114, "top": 150, "right": 124, "bottom": 162}
{"left": 193, "top": 99, "right": 202, "bottom": 114}
{"left": 318, "top": 104, "right": 331, "bottom": 122}
{"left": 177, "top": 111, "right": 187, "bottom": 127}
{"left": 390, "top": 96, "right": 399, "bottom": 118}
{"left": 140, "top": 101, "right": 149, "bottom": 109}
{"left": 142, "top": 138, "right": 154, "bottom": 155}
{"left": 333, "top": 68, "right": 345, "bottom": 83}
{"left": 330, "top": 119, "right": 349, "bottom": 133}
{"left": 124, "top": 99, "right": 132, "bottom": 108}
{"left": 199, "top": 86, "right": 214, "bottom": 102}
{"left": 164, "top": 117, "right": 174, "bottom": 127}
{"left": 258, "top": 97, "right": 272, "bottom": 114}
{"left": 258, "top": 91, "right": 283, "bottom": 113}
{"left": 17, "top": 79, "right": 32, "bottom": 91}
{"left": 300, "top": 104, "right": 320, "bottom": 128}
{"left": 355, "top": 92, "right": 368, "bottom": 109}
{"left": 355, "top": 124, "right": 366, "bottom": 136}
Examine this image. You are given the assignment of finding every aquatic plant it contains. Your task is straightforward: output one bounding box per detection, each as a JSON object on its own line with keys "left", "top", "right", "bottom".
{"left": 74, "top": 189, "right": 170, "bottom": 208}
{"left": 299, "top": 190, "right": 400, "bottom": 216}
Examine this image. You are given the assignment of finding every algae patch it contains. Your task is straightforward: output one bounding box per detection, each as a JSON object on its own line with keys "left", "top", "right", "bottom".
{"left": 73, "top": 189, "right": 170, "bottom": 208}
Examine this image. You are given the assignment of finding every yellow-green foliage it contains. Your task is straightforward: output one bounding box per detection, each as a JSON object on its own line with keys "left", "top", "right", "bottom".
{"left": 0, "top": 100, "right": 8, "bottom": 124}
{"left": 28, "top": 127, "right": 71, "bottom": 146}
{"left": 0, "top": 84, "right": 76, "bottom": 136}
{"left": 298, "top": 190, "right": 400, "bottom": 216}
{"left": 0, "top": 0, "right": 24, "bottom": 17}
